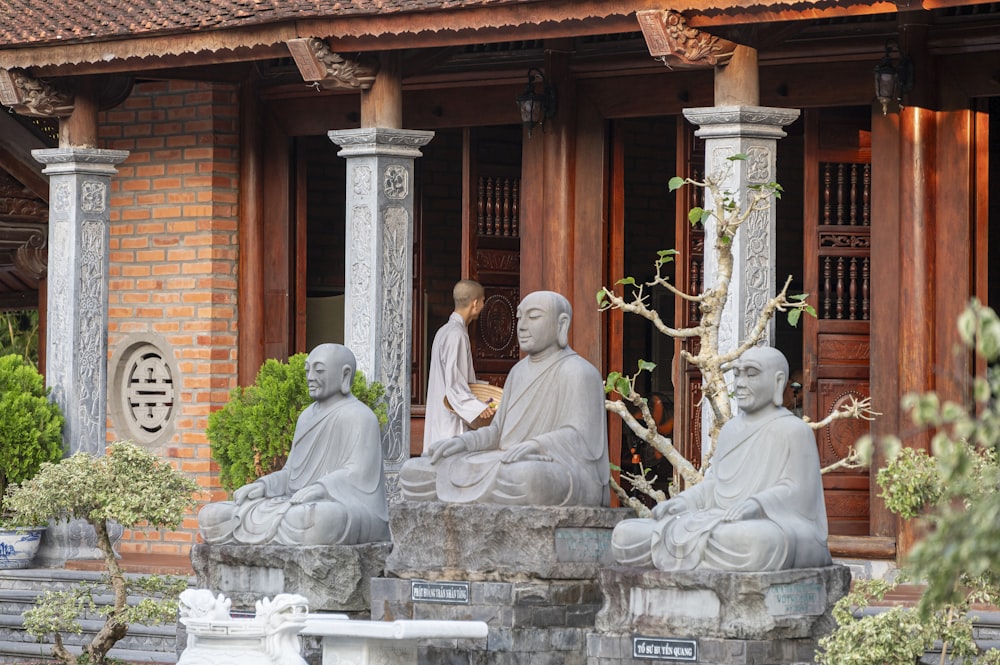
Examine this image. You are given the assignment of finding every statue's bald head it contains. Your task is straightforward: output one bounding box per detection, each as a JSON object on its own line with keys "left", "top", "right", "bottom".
{"left": 734, "top": 346, "right": 789, "bottom": 410}
{"left": 306, "top": 343, "right": 356, "bottom": 402}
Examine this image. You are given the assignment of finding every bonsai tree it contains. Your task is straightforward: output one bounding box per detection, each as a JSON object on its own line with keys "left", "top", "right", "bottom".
{"left": 816, "top": 300, "right": 1000, "bottom": 665}
{"left": 0, "top": 352, "right": 64, "bottom": 501}
{"left": 208, "top": 352, "right": 389, "bottom": 493}
{"left": 598, "top": 157, "right": 875, "bottom": 512}
{"left": 3, "top": 440, "right": 197, "bottom": 665}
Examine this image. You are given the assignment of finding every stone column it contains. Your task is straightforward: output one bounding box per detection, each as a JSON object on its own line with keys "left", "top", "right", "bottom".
{"left": 327, "top": 128, "right": 434, "bottom": 499}
{"left": 682, "top": 107, "right": 798, "bottom": 447}
{"left": 33, "top": 148, "right": 129, "bottom": 456}
{"left": 682, "top": 106, "right": 799, "bottom": 352}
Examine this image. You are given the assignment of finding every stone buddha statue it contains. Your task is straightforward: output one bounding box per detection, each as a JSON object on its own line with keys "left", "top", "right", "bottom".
{"left": 400, "top": 290, "right": 609, "bottom": 507}
{"left": 198, "top": 344, "right": 390, "bottom": 546}
{"left": 611, "top": 346, "right": 832, "bottom": 572}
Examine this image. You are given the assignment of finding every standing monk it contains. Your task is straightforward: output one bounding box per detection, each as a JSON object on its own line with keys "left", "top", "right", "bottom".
{"left": 422, "top": 279, "right": 495, "bottom": 452}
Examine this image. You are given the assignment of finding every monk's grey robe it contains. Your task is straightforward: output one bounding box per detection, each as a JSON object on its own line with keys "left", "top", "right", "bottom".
{"left": 230, "top": 396, "right": 390, "bottom": 545}
{"left": 434, "top": 347, "right": 609, "bottom": 506}
{"left": 650, "top": 408, "right": 831, "bottom": 571}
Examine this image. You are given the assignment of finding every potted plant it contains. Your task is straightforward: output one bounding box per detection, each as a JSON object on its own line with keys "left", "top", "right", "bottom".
{"left": 0, "top": 353, "right": 64, "bottom": 569}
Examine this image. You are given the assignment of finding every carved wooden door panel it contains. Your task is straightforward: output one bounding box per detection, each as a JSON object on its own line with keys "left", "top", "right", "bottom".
{"left": 672, "top": 122, "right": 705, "bottom": 487}
{"left": 467, "top": 127, "right": 521, "bottom": 386}
{"left": 802, "top": 108, "right": 873, "bottom": 537}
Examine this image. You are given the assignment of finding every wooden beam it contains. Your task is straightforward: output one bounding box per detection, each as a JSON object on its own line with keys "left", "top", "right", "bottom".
{"left": 0, "top": 113, "right": 49, "bottom": 201}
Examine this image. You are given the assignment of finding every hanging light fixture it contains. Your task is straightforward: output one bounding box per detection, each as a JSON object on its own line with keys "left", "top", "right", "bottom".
{"left": 515, "top": 68, "right": 557, "bottom": 137}
{"left": 873, "top": 40, "right": 914, "bottom": 116}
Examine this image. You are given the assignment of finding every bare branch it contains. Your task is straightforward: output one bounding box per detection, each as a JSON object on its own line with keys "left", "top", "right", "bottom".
{"left": 610, "top": 476, "right": 653, "bottom": 518}
{"left": 806, "top": 396, "right": 881, "bottom": 430}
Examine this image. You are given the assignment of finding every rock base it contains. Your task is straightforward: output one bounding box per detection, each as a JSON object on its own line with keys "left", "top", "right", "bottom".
{"left": 190, "top": 542, "right": 391, "bottom": 615}
{"left": 588, "top": 565, "right": 852, "bottom": 665}
{"left": 377, "top": 501, "right": 629, "bottom": 665}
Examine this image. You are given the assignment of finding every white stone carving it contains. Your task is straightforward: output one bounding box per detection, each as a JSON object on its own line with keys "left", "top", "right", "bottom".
{"left": 177, "top": 590, "right": 309, "bottom": 665}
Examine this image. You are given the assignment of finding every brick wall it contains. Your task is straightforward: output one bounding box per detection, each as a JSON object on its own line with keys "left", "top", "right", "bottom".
{"left": 100, "top": 79, "right": 239, "bottom": 557}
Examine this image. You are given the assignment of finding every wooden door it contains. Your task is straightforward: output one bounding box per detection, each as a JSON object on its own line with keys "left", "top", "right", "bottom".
{"left": 802, "top": 107, "right": 873, "bottom": 537}
{"left": 671, "top": 122, "right": 705, "bottom": 487}
{"left": 465, "top": 127, "right": 522, "bottom": 386}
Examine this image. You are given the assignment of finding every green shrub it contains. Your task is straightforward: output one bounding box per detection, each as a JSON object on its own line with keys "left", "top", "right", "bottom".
{"left": 0, "top": 353, "right": 64, "bottom": 499}
{"left": 207, "top": 352, "right": 388, "bottom": 493}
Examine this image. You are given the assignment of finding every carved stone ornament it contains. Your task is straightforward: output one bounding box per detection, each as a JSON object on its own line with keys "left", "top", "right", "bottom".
{"left": 286, "top": 38, "right": 379, "bottom": 90}
{"left": 636, "top": 10, "right": 737, "bottom": 67}
{"left": 0, "top": 68, "right": 74, "bottom": 117}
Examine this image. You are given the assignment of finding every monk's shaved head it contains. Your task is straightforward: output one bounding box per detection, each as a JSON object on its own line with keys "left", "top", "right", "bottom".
{"left": 453, "top": 280, "right": 484, "bottom": 309}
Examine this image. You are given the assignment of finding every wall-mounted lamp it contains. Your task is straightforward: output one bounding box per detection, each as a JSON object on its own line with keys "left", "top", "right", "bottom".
{"left": 515, "top": 68, "right": 557, "bottom": 137}
{"left": 873, "top": 40, "right": 914, "bottom": 116}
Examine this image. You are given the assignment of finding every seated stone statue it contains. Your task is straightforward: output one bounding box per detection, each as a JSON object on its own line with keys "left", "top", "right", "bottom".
{"left": 611, "top": 346, "right": 832, "bottom": 572}
{"left": 400, "top": 290, "right": 609, "bottom": 506}
{"left": 199, "top": 344, "right": 390, "bottom": 546}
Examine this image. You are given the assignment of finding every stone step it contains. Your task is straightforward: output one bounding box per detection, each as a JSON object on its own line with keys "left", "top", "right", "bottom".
{"left": 0, "top": 568, "right": 191, "bottom": 664}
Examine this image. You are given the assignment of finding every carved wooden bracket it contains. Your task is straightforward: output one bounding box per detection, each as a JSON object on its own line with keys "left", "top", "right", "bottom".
{"left": 636, "top": 10, "right": 737, "bottom": 67}
{"left": 0, "top": 68, "right": 75, "bottom": 117}
{"left": 286, "top": 38, "right": 380, "bottom": 90}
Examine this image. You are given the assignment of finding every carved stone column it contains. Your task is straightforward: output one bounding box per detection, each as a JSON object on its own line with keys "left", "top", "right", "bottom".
{"left": 327, "top": 128, "right": 434, "bottom": 499}
{"left": 682, "top": 106, "right": 799, "bottom": 352}
{"left": 32, "top": 148, "right": 129, "bottom": 455}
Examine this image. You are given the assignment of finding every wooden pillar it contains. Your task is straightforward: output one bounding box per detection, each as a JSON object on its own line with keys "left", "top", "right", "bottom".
{"left": 59, "top": 77, "right": 98, "bottom": 149}
{"left": 361, "top": 53, "right": 402, "bottom": 130}
{"left": 238, "top": 77, "right": 265, "bottom": 384}
{"left": 714, "top": 46, "right": 759, "bottom": 107}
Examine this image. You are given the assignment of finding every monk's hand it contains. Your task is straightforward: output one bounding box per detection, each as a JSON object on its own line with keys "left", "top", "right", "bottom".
{"left": 290, "top": 484, "right": 327, "bottom": 505}
{"left": 652, "top": 497, "right": 687, "bottom": 520}
{"left": 479, "top": 404, "right": 496, "bottom": 420}
{"left": 429, "top": 437, "right": 467, "bottom": 464}
{"left": 500, "top": 440, "right": 551, "bottom": 463}
{"left": 233, "top": 482, "right": 265, "bottom": 504}
{"left": 723, "top": 499, "right": 761, "bottom": 522}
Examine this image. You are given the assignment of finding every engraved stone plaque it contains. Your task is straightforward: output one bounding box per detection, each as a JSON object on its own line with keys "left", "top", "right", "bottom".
{"left": 765, "top": 581, "right": 825, "bottom": 616}
{"left": 633, "top": 637, "right": 698, "bottom": 661}
{"left": 410, "top": 580, "right": 470, "bottom": 605}
{"left": 554, "top": 527, "right": 614, "bottom": 564}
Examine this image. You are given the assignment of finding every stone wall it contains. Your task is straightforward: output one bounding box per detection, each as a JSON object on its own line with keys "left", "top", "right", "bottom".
{"left": 100, "top": 79, "right": 240, "bottom": 556}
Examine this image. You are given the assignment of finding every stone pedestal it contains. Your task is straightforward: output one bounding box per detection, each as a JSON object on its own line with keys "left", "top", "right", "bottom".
{"left": 587, "top": 565, "right": 851, "bottom": 665}
{"left": 191, "top": 542, "right": 391, "bottom": 616}
{"left": 375, "top": 502, "right": 630, "bottom": 665}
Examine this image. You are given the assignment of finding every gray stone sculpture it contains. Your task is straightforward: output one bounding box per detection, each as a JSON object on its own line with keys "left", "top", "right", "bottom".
{"left": 400, "top": 290, "right": 609, "bottom": 506}
{"left": 198, "top": 344, "right": 390, "bottom": 545}
{"left": 611, "top": 346, "right": 832, "bottom": 571}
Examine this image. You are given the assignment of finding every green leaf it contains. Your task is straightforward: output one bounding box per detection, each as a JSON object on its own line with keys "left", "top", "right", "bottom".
{"left": 688, "top": 207, "right": 705, "bottom": 224}
{"left": 616, "top": 276, "right": 637, "bottom": 286}
{"left": 605, "top": 372, "right": 622, "bottom": 394}
{"left": 787, "top": 309, "right": 801, "bottom": 327}
{"left": 615, "top": 377, "right": 632, "bottom": 398}
{"left": 596, "top": 289, "right": 608, "bottom": 307}
{"left": 727, "top": 153, "right": 748, "bottom": 162}
{"left": 668, "top": 176, "right": 686, "bottom": 192}
{"left": 789, "top": 292, "right": 809, "bottom": 302}
{"left": 637, "top": 359, "right": 657, "bottom": 373}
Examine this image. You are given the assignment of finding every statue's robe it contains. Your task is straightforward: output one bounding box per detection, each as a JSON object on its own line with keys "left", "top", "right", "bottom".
{"left": 408, "top": 346, "right": 609, "bottom": 506}
{"left": 204, "top": 397, "right": 390, "bottom": 546}
{"left": 617, "top": 408, "right": 831, "bottom": 571}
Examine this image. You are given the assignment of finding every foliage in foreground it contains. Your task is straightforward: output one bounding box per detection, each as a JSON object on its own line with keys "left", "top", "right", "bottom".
{"left": 207, "top": 352, "right": 388, "bottom": 492}
{"left": 3, "top": 441, "right": 198, "bottom": 665}
{"left": 0, "top": 352, "right": 64, "bottom": 501}
{"left": 816, "top": 299, "right": 1000, "bottom": 665}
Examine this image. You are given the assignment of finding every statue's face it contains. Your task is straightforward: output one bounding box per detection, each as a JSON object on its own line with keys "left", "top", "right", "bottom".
{"left": 516, "top": 294, "right": 559, "bottom": 355}
{"left": 305, "top": 349, "right": 342, "bottom": 401}
{"left": 731, "top": 352, "right": 778, "bottom": 414}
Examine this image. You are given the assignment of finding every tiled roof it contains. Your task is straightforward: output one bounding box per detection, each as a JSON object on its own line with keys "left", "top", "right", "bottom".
{"left": 0, "top": 0, "right": 531, "bottom": 46}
